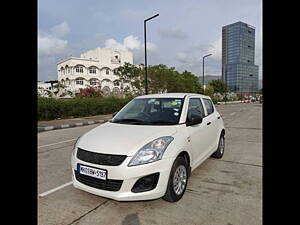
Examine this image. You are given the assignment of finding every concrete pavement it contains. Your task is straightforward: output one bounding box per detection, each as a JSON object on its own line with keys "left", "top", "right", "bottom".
{"left": 38, "top": 103, "right": 262, "bottom": 225}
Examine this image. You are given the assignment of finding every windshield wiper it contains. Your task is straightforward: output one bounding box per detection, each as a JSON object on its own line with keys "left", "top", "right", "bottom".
{"left": 112, "top": 119, "right": 146, "bottom": 124}
{"left": 148, "top": 120, "right": 176, "bottom": 125}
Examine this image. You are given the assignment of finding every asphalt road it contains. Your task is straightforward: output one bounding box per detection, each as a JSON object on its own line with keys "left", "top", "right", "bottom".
{"left": 38, "top": 103, "right": 262, "bottom": 225}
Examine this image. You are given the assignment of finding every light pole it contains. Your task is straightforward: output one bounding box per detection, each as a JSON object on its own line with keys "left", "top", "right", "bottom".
{"left": 202, "top": 54, "right": 212, "bottom": 94}
{"left": 144, "top": 13, "right": 159, "bottom": 95}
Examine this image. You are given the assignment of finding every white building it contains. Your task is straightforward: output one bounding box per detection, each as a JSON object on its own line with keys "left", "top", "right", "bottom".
{"left": 38, "top": 81, "right": 58, "bottom": 97}
{"left": 57, "top": 48, "right": 133, "bottom": 96}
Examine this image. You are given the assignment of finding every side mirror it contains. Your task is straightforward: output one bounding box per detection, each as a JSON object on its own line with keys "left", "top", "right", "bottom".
{"left": 112, "top": 111, "right": 118, "bottom": 118}
{"left": 186, "top": 114, "right": 203, "bottom": 126}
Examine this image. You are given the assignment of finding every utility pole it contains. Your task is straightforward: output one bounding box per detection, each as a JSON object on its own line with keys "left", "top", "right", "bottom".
{"left": 144, "top": 14, "right": 159, "bottom": 95}
{"left": 202, "top": 54, "right": 212, "bottom": 94}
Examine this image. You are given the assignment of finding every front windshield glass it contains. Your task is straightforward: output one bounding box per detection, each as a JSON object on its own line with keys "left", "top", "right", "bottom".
{"left": 112, "top": 98, "right": 184, "bottom": 125}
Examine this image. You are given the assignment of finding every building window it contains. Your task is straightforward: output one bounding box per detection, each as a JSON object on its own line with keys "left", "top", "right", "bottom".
{"left": 76, "top": 79, "right": 84, "bottom": 85}
{"left": 90, "top": 79, "right": 98, "bottom": 85}
{"left": 89, "top": 67, "right": 96, "bottom": 74}
{"left": 106, "top": 69, "right": 109, "bottom": 75}
{"left": 76, "top": 66, "right": 84, "bottom": 73}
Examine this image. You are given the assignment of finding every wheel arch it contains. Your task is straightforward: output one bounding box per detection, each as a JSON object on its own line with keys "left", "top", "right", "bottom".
{"left": 176, "top": 151, "right": 192, "bottom": 177}
{"left": 221, "top": 128, "right": 225, "bottom": 137}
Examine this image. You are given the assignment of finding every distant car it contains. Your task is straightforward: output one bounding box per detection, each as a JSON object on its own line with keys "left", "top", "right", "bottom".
{"left": 71, "top": 93, "right": 226, "bottom": 202}
{"left": 251, "top": 98, "right": 256, "bottom": 102}
{"left": 259, "top": 96, "right": 263, "bottom": 103}
{"left": 243, "top": 99, "right": 250, "bottom": 103}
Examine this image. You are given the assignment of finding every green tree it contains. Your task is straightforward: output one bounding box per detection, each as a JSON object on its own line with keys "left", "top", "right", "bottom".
{"left": 114, "top": 63, "right": 204, "bottom": 95}
{"left": 114, "top": 63, "right": 144, "bottom": 95}
{"left": 178, "top": 70, "right": 203, "bottom": 93}
{"left": 208, "top": 79, "right": 228, "bottom": 94}
{"left": 204, "top": 84, "right": 215, "bottom": 98}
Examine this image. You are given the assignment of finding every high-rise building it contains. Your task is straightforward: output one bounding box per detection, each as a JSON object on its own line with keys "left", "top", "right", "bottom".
{"left": 222, "top": 21, "right": 259, "bottom": 94}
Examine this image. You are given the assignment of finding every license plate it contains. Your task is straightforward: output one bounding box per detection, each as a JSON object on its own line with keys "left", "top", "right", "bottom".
{"left": 77, "top": 164, "right": 107, "bottom": 180}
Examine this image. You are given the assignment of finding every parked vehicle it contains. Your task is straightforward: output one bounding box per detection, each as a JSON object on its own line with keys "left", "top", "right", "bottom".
{"left": 243, "top": 98, "right": 250, "bottom": 103}
{"left": 71, "top": 93, "right": 226, "bottom": 202}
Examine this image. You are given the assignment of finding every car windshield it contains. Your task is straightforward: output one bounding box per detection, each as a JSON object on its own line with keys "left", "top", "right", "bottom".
{"left": 112, "top": 98, "right": 184, "bottom": 125}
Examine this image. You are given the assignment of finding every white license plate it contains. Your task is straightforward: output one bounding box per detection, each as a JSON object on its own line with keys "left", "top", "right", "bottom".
{"left": 77, "top": 164, "right": 107, "bottom": 180}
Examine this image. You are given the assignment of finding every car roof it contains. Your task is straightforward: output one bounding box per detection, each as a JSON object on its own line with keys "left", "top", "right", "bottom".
{"left": 135, "top": 93, "right": 210, "bottom": 99}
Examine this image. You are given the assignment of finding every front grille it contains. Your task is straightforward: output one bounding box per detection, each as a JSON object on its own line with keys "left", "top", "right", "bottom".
{"left": 77, "top": 148, "right": 127, "bottom": 166}
{"left": 74, "top": 170, "right": 123, "bottom": 191}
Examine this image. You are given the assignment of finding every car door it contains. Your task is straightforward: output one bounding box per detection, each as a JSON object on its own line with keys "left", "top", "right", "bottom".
{"left": 185, "top": 97, "right": 212, "bottom": 168}
{"left": 202, "top": 98, "right": 220, "bottom": 151}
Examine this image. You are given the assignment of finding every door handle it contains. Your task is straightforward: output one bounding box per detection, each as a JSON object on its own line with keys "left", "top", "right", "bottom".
{"left": 207, "top": 122, "right": 211, "bottom": 125}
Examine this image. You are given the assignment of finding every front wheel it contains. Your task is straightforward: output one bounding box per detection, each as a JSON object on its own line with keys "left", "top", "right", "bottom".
{"left": 163, "top": 156, "right": 188, "bottom": 202}
{"left": 211, "top": 133, "right": 225, "bottom": 159}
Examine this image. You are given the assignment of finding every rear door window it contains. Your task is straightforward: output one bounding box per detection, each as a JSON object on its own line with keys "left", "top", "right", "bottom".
{"left": 202, "top": 98, "right": 214, "bottom": 115}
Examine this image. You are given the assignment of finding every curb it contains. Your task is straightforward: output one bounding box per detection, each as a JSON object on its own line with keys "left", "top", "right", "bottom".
{"left": 38, "top": 119, "right": 109, "bottom": 133}
{"left": 217, "top": 101, "right": 242, "bottom": 105}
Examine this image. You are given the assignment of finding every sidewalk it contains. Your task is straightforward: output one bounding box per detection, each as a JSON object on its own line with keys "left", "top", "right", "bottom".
{"left": 38, "top": 114, "right": 112, "bottom": 133}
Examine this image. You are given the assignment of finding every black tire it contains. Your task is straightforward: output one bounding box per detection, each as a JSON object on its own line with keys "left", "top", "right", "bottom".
{"left": 163, "top": 156, "right": 189, "bottom": 202}
{"left": 211, "top": 133, "right": 225, "bottom": 159}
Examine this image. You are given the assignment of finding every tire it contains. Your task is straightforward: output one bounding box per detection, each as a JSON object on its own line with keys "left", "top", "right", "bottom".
{"left": 211, "top": 133, "right": 225, "bottom": 159}
{"left": 163, "top": 156, "right": 189, "bottom": 202}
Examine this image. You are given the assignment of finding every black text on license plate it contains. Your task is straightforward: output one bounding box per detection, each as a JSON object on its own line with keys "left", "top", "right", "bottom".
{"left": 77, "top": 164, "right": 107, "bottom": 180}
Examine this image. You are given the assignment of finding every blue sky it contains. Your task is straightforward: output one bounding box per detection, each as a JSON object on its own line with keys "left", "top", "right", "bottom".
{"left": 38, "top": 0, "right": 262, "bottom": 81}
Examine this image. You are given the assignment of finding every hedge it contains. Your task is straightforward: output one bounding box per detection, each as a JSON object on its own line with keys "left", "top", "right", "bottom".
{"left": 38, "top": 97, "right": 133, "bottom": 121}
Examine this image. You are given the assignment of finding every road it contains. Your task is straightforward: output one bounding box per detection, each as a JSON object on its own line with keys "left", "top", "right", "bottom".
{"left": 38, "top": 103, "right": 262, "bottom": 225}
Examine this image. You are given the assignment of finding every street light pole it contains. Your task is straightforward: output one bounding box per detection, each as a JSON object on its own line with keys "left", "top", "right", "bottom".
{"left": 144, "top": 13, "right": 159, "bottom": 95}
{"left": 202, "top": 54, "right": 212, "bottom": 94}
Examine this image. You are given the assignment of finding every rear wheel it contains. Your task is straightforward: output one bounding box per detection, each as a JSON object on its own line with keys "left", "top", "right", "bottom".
{"left": 163, "top": 156, "right": 188, "bottom": 202}
{"left": 211, "top": 133, "right": 225, "bottom": 159}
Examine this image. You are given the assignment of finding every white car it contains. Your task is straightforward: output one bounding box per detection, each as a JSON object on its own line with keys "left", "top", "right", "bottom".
{"left": 71, "top": 93, "right": 225, "bottom": 202}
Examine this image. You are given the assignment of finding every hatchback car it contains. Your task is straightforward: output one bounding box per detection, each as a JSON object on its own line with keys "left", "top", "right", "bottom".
{"left": 71, "top": 93, "right": 225, "bottom": 202}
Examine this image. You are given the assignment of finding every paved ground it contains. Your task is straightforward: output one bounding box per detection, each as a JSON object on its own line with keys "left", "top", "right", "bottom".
{"left": 38, "top": 103, "right": 262, "bottom": 225}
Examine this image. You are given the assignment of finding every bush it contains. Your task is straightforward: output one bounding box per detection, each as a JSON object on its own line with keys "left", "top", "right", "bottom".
{"left": 211, "top": 98, "right": 218, "bottom": 104}
{"left": 38, "top": 96, "right": 133, "bottom": 121}
{"left": 76, "top": 86, "right": 103, "bottom": 98}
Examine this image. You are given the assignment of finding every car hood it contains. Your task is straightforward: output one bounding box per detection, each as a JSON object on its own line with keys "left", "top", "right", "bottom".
{"left": 77, "top": 122, "right": 178, "bottom": 156}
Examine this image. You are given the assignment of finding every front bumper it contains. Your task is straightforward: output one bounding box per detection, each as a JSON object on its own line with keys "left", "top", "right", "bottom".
{"left": 71, "top": 154, "right": 175, "bottom": 201}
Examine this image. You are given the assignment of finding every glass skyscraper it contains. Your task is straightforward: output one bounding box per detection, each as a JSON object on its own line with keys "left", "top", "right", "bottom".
{"left": 222, "top": 21, "right": 259, "bottom": 94}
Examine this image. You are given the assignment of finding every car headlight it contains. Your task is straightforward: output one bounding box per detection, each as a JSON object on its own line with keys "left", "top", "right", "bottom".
{"left": 72, "top": 135, "right": 82, "bottom": 156}
{"left": 128, "top": 136, "right": 174, "bottom": 167}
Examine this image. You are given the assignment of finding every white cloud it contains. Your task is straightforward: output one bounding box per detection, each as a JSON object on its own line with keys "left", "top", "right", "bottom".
{"left": 38, "top": 22, "right": 71, "bottom": 81}
{"left": 104, "top": 35, "right": 157, "bottom": 52}
{"left": 38, "top": 22, "right": 71, "bottom": 57}
{"left": 38, "top": 33, "right": 68, "bottom": 57}
{"left": 159, "top": 27, "right": 188, "bottom": 40}
{"left": 50, "top": 21, "right": 70, "bottom": 38}
{"left": 206, "top": 37, "right": 222, "bottom": 60}
{"left": 123, "top": 35, "right": 140, "bottom": 50}
{"left": 104, "top": 38, "right": 127, "bottom": 51}
{"left": 175, "top": 52, "right": 189, "bottom": 63}
{"left": 145, "top": 42, "right": 157, "bottom": 52}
